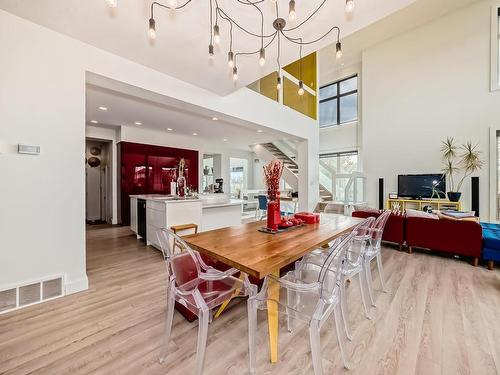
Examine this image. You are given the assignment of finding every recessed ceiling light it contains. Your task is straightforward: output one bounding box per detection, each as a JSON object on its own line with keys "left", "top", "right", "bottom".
{"left": 257, "top": 129, "right": 263, "bottom": 133}
{"left": 193, "top": 132, "right": 198, "bottom": 136}
{"left": 223, "top": 138, "right": 228, "bottom": 142}
{"left": 212, "top": 117, "right": 219, "bottom": 121}
{"left": 135, "top": 121, "right": 142, "bottom": 125}
{"left": 90, "top": 120, "right": 98, "bottom": 124}
{"left": 167, "top": 128, "right": 173, "bottom": 131}
{"left": 98, "top": 106, "right": 108, "bottom": 111}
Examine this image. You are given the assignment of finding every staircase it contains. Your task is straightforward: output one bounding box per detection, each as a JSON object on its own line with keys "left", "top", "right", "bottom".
{"left": 259, "top": 143, "right": 333, "bottom": 201}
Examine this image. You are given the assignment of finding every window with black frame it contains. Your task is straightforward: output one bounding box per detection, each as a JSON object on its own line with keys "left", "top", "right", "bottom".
{"left": 319, "top": 75, "right": 358, "bottom": 127}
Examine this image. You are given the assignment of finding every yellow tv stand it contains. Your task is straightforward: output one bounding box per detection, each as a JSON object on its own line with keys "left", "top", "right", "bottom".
{"left": 386, "top": 198, "right": 461, "bottom": 212}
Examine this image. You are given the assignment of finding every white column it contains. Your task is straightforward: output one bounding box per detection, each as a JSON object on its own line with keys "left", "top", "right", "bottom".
{"left": 297, "top": 133, "right": 319, "bottom": 212}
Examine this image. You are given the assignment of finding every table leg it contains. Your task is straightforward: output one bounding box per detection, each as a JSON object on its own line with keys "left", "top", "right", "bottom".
{"left": 267, "top": 269, "right": 280, "bottom": 363}
{"left": 214, "top": 273, "right": 244, "bottom": 319}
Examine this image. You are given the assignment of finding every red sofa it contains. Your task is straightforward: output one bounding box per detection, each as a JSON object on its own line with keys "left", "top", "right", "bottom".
{"left": 405, "top": 216, "right": 482, "bottom": 265}
{"left": 352, "top": 210, "right": 405, "bottom": 250}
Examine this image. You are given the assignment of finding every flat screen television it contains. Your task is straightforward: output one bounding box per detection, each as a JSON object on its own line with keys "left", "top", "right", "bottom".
{"left": 397, "top": 174, "right": 446, "bottom": 199}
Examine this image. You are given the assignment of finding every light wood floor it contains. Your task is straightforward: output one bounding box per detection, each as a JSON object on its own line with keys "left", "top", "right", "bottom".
{"left": 1, "top": 225, "right": 500, "bottom": 375}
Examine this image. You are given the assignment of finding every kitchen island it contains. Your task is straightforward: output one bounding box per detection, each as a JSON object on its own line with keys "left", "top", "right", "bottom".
{"left": 129, "top": 194, "right": 243, "bottom": 250}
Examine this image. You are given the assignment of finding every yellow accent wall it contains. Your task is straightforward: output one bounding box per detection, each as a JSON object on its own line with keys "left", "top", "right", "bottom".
{"left": 247, "top": 52, "right": 317, "bottom": 120}
{"left": 283, "top": 52, "right": 317, "bottom": 91}
{"left": 283, "top": 77, "right": 317, "bottom": 120}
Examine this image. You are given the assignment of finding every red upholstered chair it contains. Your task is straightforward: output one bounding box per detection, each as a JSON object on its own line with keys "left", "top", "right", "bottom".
{"left": 352, "top": 210, "right": 405, "bottom": 250}
{"left": 405, "top": 217, "right": 482, "bottom": 265}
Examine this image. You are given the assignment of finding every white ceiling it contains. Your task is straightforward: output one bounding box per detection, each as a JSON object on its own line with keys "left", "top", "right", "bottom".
{"left": 318, "top": 0, "right": 481, "bottom": 84}
{"left": 86, "top": 84, "right": 299, "bottom": 150}
{"left": 0, "top": 0, "right": 417, "bottom": 95}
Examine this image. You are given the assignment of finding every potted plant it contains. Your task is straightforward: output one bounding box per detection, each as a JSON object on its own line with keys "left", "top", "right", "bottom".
{"left": 440, "top": 137, "right": 483, "bottom": 202}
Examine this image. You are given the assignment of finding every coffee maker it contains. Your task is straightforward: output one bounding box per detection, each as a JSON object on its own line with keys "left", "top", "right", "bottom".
{"left": 214, "top": 178, "right": 224, "bottom": 193}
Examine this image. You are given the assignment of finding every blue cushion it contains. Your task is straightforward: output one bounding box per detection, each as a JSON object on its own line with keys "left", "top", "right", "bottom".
{"left": 480, "top": 222, "right": 500, "bottom": 230}
{"left": 483, "top": 247, "right": 500, "bottom": 261}
{"left": 482, "top": 228, "right": 500, "bottom": 249}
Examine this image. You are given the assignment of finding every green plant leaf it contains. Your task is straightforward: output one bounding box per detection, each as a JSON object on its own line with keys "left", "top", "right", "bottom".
{"left": 440, "top": 137, "right": 457, "bottom": 161}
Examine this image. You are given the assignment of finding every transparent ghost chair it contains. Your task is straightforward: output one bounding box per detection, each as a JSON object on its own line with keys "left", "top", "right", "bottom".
{"left": 363, "top": 210, "right": 391, "bottom": 307}
{"left": 156, "top": 228, "right": 256, "bottom": 375}
{"left": 295, "top": 218, "right": 375, "bottom": 339}
{"left": 297, "top": 218, "right": 372, "bottom": 269}
{"left": 248, "top": 231, "right": 355, "bottom": 375}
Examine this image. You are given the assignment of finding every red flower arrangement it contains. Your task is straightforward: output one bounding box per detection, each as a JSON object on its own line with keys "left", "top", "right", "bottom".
{"left": 263, "top": 159, "right": 283, "bottom": 201}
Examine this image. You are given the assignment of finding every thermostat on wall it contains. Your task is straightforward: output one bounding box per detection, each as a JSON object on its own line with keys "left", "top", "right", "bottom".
{"left": 18, "top": 144, "right": 40, "bottom": 155}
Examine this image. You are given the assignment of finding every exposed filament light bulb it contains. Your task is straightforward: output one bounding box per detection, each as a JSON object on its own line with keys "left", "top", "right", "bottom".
{"left": 213, "top": 25, "right": 220, "bottom": 44}
{"left": 232, "top": 66, "right": 238, "bottom": 81}
{"left": 259, "top": 48, "right": 266, "bottom": 67}
{"left": 148, "top": 18, "right": 156, "bottom": 39}
{"left": 289, "top": 0, "right": 296, "bottom": 21}
{"left": 336, "top": 42, "right": 343, "bottom": 59}
{"left": 298, "top": 80, "right": 305, "bottom": 96}
{"left": 228, "top": 51, "right": 234, "bottom": 68}
{"left": 276, "top": 76, "right": 282, "bottom": 90}
{"left": 208, "top": 44, "right": 214, "bottom": 58}
{"left": 345, "top": 0, "right": 354, "bottom": 13}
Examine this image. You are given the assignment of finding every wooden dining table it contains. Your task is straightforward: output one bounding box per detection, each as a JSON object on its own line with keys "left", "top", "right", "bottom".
{"left": 183, "top": 213, "right": 361, "bottom": 363}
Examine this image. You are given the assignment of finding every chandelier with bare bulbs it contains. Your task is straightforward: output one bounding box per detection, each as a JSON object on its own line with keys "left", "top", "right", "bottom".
{"left": 106, "top": 0, "right": 354, "bottom": 95}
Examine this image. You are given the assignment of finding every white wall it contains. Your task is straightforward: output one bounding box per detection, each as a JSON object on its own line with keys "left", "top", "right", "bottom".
{"left": 362, "top": 0, "right": 500, "bottom": 218}
{"left": 0, "top": 9, "right": 318, "bottom": 295}
{"left": 319, "top": 123, "right": 359, "bottom": 154}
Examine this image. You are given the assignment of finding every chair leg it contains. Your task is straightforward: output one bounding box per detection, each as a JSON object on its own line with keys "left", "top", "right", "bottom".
{"left": 488, "top": 260, "right": 494, "bottom": 270}
{"left": 339, "top": 278, "right": 352, "bottom": 341}
{"left": 472, "top": 257, "right": 479, "bottom": 267}
{"left": 159, "top": 288, "right": 176, "bottom": 364}
{"left": 358, "top": 271, "right": 372, "bottom": 320}
{"left": 364, "top": 260, "right": 377, "bottom": 307}
{"left": 286, "top": 288, "right": 294, "bottom": 332}
{"left": 309, "top": 319, "right": 323, "bottom": 375}
{"left": 334, "top": 304, "right": 351, "bottom": 370}
{"left": 408, "top": 246, "right": 413, "bottom": 254}
{"left": 247, "top": 296, "right": 257, "bottom": 375}
{"left": 195, "top": 308, "right": 210, "bottom": 375}
{"left": 376, "top": 253, "right": 388, "bottom": 293}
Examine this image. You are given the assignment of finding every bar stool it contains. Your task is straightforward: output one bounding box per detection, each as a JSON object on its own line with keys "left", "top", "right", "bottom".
{"left": 170, "top": 223, "right": 198, "bottom": 253}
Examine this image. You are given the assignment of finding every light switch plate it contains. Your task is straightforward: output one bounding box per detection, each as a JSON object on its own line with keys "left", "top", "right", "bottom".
{"left": 18, "top": 144, "right": 41, "bottom": 155}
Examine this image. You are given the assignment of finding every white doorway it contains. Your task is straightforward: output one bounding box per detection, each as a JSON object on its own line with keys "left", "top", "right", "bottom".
{"left": 85, "top": 139, "right": 112, "bottom": 224}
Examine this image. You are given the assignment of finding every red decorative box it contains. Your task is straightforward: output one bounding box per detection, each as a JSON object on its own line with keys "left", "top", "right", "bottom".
{"left": 295, "top": 212, "right": 317, "bottom": 224}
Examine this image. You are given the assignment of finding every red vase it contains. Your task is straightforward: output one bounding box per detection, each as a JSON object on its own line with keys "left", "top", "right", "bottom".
{"left": 266, "top": 191, "right": 281, "bottom": 231}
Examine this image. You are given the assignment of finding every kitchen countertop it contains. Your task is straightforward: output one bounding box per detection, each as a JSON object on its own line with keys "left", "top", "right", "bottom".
{"left": 202, "top": 199, "right": 245, "bottom": 209}
{"left": 129, "top": 194, "right": 201, "bottom": 203}
{"left": 129, "top": 195, "right": 243, "bottom": 207}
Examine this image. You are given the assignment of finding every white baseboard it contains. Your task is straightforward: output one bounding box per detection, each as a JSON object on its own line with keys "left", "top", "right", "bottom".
{"left": 65, "top": 275, "right": 89, "bottom": 295}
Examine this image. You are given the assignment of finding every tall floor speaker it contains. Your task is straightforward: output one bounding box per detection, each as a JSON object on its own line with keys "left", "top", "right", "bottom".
{"left": 378, "top": 178, "right": 384, "bottom": 210}
{"left": 471, "top": 176, "right": 479, "bottom": 217}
